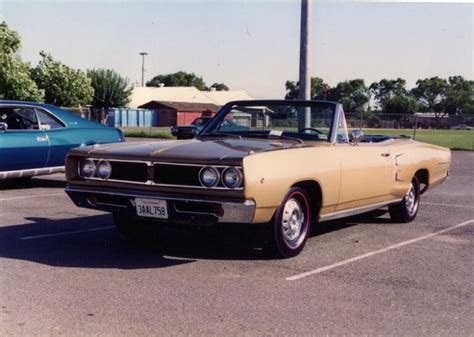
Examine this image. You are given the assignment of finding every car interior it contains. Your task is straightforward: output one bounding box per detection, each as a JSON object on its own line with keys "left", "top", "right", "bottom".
{"left": 0, "top": 107, "right": 64, "bottom": 131}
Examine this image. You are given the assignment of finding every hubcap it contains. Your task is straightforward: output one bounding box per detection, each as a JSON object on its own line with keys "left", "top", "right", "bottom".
{"left": 405, "top": 182, "right": 418, "bottom": 216}
{"left": 282, "top": 197, "right": 306, "bottom": 247}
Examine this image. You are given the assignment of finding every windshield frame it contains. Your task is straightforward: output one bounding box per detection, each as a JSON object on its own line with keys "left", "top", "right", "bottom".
{"left": 197, "top": 99, "right": 343, "bottom": 143}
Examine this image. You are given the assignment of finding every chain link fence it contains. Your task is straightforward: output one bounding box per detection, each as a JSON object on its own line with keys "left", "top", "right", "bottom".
{"left": 345, "top": 112, "right": 474, "bottom": 131}
{"left": 62, "top": 107, "right": 108, "bottom": 124}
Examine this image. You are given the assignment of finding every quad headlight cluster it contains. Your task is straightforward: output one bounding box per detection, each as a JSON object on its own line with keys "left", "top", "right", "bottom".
{"left": 199, "top": 166, "right": 243, "bottom": 189}
{"left": 79, "top": 159, "right": 112, "bottom": 180}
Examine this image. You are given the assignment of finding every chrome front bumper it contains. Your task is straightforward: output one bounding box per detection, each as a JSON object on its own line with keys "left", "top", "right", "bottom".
{"left": 65, "top": 185, "right": 255, "bottom": 224}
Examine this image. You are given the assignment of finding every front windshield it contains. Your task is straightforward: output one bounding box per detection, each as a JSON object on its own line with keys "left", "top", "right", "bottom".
{"left": 198, "top": 101, "right": 338, "bottom": 142}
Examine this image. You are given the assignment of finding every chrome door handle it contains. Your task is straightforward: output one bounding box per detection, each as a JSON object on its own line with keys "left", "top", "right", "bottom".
{"left": 36, "top": 136, "right": 49, "bottom": 142}
{"left": 381, "top": 153, "right": 390, "bottom": 157}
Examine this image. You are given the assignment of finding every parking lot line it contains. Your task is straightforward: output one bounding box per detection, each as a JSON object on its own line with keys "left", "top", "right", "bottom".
{"left": 286, "top": 219, "right": 474, "bottom": 281}
{"left": 0, "top": 193, "right": 65, "bottom": 202}
{"left": 422, "top": 202, "right": 474, "bottom": 209}
{"left": 20, "top": 226, "right": 116, "bottom": 240}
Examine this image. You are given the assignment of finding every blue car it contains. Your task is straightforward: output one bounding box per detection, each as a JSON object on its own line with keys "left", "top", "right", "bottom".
{"left": 0, "top": 100, "right": 124, "bottom": 179}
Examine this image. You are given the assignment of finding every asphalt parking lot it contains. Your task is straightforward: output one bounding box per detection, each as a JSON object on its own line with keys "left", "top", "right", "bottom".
{"left": 1, "top": 151, "right": 473, "bottom": 336}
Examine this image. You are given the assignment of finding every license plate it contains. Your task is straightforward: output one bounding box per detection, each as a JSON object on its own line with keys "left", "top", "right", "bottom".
{"left": 135, "top": 198, "right": 168, "bottom": 219}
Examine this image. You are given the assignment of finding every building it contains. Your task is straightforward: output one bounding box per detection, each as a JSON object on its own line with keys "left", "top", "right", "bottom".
{"left": 129, "top": 86, "right": 254, "bottom": 126}
{"left": 138, "top": 101, "right": 221, "bottom": 126}
{"left": 129, "top": 86, "right": 253, "bottom": 108}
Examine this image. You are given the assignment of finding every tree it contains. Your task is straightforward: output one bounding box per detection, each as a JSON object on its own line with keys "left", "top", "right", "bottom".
{"left": 445, "top": 76, "right": 474, "bottom": 115}
{"left": 207, "top": 82, "right": 229, "bottom": 91}
{"left": 327, "top": 79, "right": 369, "bottom": 112}
{"left": 87, "top": 69, "right": 132, "bottom": 108}
{"left": 369, "top": 78, "right": 407, "bottom": 108}
{"left": 31, "top": 51, "right": 93, "bottom": 107}
{"left": 0, "top": 22, "right": 44, "bottom": 101}
{"left": 411, "top": 77, "right": 449, "bottom": 126}
{"left": 284, "top": 77, "right": 328, "bottom": 100}
{"left": 382, "top": 96, "right": 418, "bottom": 119}
{"left": 147, "top": 71, "right": 206, "bottom": 90}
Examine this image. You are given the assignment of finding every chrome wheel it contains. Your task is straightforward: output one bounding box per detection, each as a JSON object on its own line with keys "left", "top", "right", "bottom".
{"left": 389, "top": 176, "right": 420, "bottom": 223}
{"left": 282, "top": 198, "right": 305, "bottom": 247}
{"left": 269, "top": 187, "right": 311, "bottom": 258}
{"left": 405, "top": 182, "right": 419, "bottom": 217}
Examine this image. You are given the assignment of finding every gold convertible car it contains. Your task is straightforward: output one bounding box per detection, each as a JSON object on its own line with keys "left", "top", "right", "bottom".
{"left": 65, "top": 100, "right": 451, "bottom": 258}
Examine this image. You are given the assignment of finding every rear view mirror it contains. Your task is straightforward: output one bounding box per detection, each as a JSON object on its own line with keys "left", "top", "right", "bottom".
{"left": 351, "top": 129, "right": 364, "bottom": 145}
{"left": 0, "top": 122, "right": 8, "bottom": 133}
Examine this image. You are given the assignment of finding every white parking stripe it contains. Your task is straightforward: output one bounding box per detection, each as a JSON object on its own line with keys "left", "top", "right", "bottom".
{"left": 20, "top": 226, "right": 115, "bottom": 240}
{"left": 0, "top": 193, "right": 65, "bottom": 202}
{"left": 286, "top": 219, "right": 474, "bottom": 281}
{"left": 422, "top": 202, "right": 474, "bottom": 209}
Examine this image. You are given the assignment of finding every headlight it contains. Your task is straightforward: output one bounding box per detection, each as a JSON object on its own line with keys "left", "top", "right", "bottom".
{"left": 199, "top": 166, "right": 220, "bottom": 187}
{"left": 80, "top": 159, "right": 96, "bottom": 178}
{"left": 97, "top": 160, "right": 112, "bottom": 179}
{"left": 222, "top": 167, "right": 243, "bottom": 188}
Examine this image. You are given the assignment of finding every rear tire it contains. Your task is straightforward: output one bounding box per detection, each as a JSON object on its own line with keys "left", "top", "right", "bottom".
{"left": 389, "top": 177, "right": 420, "bottom": 223}
{"left": 113, "top": 212, "right": 162, "bottom": 242}
{"left": 267, "top": 187, "right": 311, "bottom": 258}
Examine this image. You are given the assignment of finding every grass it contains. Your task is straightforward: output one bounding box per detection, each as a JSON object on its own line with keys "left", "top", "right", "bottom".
{"left": 123, "top": 127, "right": 474, "bottom": 151}
{"left": 123, "top": 127, "right": 173, "bottom": 139}
{"left": 361, "top": 129, "right": 474, "bottom": 151}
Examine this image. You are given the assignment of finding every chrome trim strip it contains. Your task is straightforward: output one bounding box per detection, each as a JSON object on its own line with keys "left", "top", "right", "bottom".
{"left": 152, "top": 182, "right": 243, "bottom": 191}
{"left": 88, "top": 158, "right": 154, "bottom": 166}
{"left": 319, "top": 199, "right": 402, "bottom": 222}
{"left": 65, "top": 186, "right": 255, "bottom": 223}
{"left": 329, "top": 103, "right": 344, "bottom": 144}
{"left": 86, "top": 157, "right": 242, "bottom": 169}
{"left": 155, "top": 161, "right": 241, "bottom": 169}
{"left": 0, "top": 166, "right": 65, "bottom": 180}
{"left": 85, "top": 177, "right": 154, "bottom": 185}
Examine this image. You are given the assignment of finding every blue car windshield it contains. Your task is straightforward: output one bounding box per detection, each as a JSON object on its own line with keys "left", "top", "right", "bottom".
{"left": 199, "top": 101, "right": 337, "bottom": 142}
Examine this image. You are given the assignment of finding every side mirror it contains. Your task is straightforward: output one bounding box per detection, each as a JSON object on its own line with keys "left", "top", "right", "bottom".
{"left": 0, "top": 122, "right": 8, "bottom": 133}
{"left": 351, "top": 129, "right": 364, "bottom": 145}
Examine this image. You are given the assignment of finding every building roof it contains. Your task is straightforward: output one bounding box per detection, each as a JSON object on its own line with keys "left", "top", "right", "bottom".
{"left": 138, "top": 100, "right": 221, "bottom": 112}
{"left": 202, "top": 90, "right": 254, "bottom": 105}
{"left": 129, "top": 86, "right": 253, "bottom": 108}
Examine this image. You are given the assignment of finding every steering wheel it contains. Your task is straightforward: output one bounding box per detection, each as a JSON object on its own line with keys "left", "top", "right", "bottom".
{"left": 298, "top": 127, "right": 323, "bottom": 135}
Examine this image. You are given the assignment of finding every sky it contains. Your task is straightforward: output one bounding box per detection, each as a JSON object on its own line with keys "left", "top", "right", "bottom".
{"left": 1, "top": 0, "right": 472, "bottom": 98}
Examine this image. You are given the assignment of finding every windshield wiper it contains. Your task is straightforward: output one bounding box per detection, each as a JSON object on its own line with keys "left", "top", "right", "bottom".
{"left": 245, "top": 133, "right": 304, "bottom": 144}
{"left": 199, "top": 132, "right": 243, "bottom": 139}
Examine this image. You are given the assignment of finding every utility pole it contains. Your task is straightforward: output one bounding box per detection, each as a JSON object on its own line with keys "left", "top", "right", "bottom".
{"left": 139, "top": 52, "right": 148, "bottom": 87}
{"left": 298, "top": 0, "right": 311, "bottom": 129}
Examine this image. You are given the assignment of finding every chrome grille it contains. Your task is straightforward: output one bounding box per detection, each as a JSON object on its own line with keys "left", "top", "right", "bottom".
{"left": 81, "top": 159, "right": 242, "bottom": 190}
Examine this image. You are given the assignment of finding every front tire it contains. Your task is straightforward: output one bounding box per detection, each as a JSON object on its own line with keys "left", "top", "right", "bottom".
{"left": 113, "top": 212, "right": 162, "bottom": 242}
{"left": 268, "top": 187, "right": 312, "bottom": 258}
{"left": 389, "top": 177, "right": 420, "bottom": 223}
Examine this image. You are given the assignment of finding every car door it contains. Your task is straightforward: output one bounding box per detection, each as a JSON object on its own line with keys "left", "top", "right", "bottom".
{"left": 335, "top": 142, "right": 393, "bottom": 210}
{"left": 0, "top": 106, "right": 49, "bottom": 172}
{"left": 35, "top": 107, "right": 79, "bottom": 168}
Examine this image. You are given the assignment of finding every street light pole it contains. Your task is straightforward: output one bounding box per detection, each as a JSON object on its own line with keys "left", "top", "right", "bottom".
{"left": 298, "top": 0, "right": 312, "bottom": 129}
{"left": 139, "top": 52, "right": 148, "bottom": 87}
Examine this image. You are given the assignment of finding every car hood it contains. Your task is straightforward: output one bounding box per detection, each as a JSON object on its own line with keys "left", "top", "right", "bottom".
{"left": 74, "top": 138, "right": 308, "bottom": 165}
{"left": 174, "top": 125, "right": 198, "bottom": 129}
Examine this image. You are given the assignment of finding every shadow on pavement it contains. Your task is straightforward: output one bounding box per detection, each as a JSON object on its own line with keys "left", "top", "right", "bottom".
{"left": 0, "top": 176, "right": 66, "bottom": 190}
{"left": 0, "top": 214, "right": 194, "bottom": 270}
{"left": 0, "top": 209, "right": 395, "bottom": 267}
